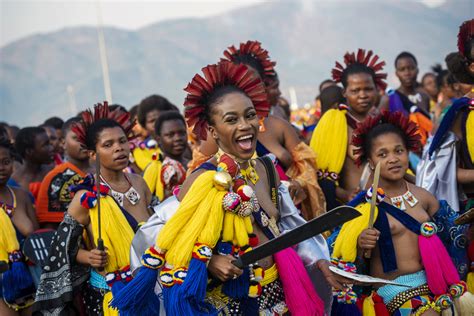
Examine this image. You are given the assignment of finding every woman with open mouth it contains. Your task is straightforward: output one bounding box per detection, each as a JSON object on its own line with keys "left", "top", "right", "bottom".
{"left": 111, "top": 61, "right": 353, "bottom": 316}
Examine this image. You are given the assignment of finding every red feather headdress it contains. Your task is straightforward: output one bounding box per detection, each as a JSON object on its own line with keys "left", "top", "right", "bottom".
{"left": 72, "top": 101, "right": 134, "bottom": 148}
{"left": 351, "top": 111, "right": 421, "bottom": 166}
{"left": 332, "top": 49, "right": 387, "bottom": 91}
{"left": 184, "top": 61, "right": 270, "bottom": 141}
{"left": 222, "top": 40, "right": 277, "bottom": 82}
{"left": 458, "top": 19, "right": 474, "bottom": 58}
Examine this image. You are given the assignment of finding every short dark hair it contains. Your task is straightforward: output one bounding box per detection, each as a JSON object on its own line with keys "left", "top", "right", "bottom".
{"left": 0, "top": 138, "right": 16, "bottom": 158}
{"left": 341, "top": 63, "right": 377, "bottom": 89}
{"left": 362, "top": 123, "right": 409, "bottom": 163}
{"left": 319, "top": 79, "right": 335, "bottom": 93}
{"left": 43, "top": 117, "right": 64, "bottom": 130}
{"left": 395, "top": 51, "right": 418, "bottom": 68}
{"left": 109, "top": 104, "right": 128, "bottom": 113}
{"left": 154, "top": 111, "right": 186, "bottom": 136}
{"left": 0, "top": 124, "right": 9, "bottom": 141}
{"left": 15, "top": 127, "right": 47, "bottom": 158}
{"left": 85, "top": 119, "right": 123, "bottom": 150}
{"left": 320, "top": 85, "right": 345, "bottom": 114}
{"left": 137, "top": 95, "right": 177, "bottom": 127}
{"left": 62, "top": 117, "right": 82, "bottom": 135}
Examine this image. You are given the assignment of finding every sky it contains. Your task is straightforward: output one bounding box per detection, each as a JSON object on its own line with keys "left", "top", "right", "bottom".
{"left": 1, "top": 0, "right": 445, "bottom": 48}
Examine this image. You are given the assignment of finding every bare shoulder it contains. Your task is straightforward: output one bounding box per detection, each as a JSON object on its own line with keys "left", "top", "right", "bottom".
{"left": 412, "top": 185, "right": 439, "bottom": 216}
{"left": 266, "top": 115, "right": 291, "bottom": 129}
{"left": 127, "top": 173, "right": 149, "bottom": 192}
{"left": 255, "top": 158, "right": 281, "bottom": 188}
{"left": 10, "top": 186, "right": 30, "bottom": 203}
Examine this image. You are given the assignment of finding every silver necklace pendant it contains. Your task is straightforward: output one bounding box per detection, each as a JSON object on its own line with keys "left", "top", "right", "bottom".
{"left": 111, "top": 190, "right": 125, "bottom": 207}
{"left": 125, "top": 186, "right": 140, "bottom": 205}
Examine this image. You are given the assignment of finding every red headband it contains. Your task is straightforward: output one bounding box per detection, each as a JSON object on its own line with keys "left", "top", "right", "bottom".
{"left": 222, "top": 40, "right": 277, "bottom": 81}
{"left": 332, "top": 49, "right": 387, "bottom": 91}
{"left": 72, "top": 101, "right": 134, "bottom": 148}
{"left": 458, "top": 19, "right": 474, "bottom": 58}
{"left": 184, "top": 61, "right": 269, "bottom": 141}
{"left": 351, "top": 111, "right": 421, "bottom": 166}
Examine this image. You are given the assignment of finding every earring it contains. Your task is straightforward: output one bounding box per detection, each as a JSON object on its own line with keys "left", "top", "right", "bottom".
{"left": 259, "top": 117, "right": 266, "bottom": 132}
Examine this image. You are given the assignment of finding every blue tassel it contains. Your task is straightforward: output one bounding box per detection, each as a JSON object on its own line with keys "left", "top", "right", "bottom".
{"left": 110, "top": 280, "right": 126, "bottom": 297}
{"left": 335, "top": 302, "right": 362, "bottom": 316}
{"left": 2, "top": 261, "right": 34, "bottom": 302}
{"left": 222, "top": 267, "right": 249, "bottom": 299}
{"left": 178, "top": 258, "right": 216, "bottom": 315}
{"left": 241, "top": 296, "right": 259, "bottom": 316}
{"left": 164, "top": 284, "right": 196, "bottom": 316}
{"left": 110, "top": 267, "right": 160, "bottom": 316}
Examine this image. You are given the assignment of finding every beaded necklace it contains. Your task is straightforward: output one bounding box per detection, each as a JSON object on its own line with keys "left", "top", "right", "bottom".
{"left": 0, "top": 186, "right": 16, "bottom": 218}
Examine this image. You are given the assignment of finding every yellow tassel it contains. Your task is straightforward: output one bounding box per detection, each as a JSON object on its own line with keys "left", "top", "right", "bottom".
{"left": 244, "top": 216, "right": 253, "bottom": 234}
{"left": 234, "top": 216, "right": 249, "bottom": 247}
{"left": 143, "top": 157, "right": 164, "bottom": 201}
{"left": 309, "top": 108, "right": 348, "bottom": 175}
{"left": 467, "top": 272, "right": 474, "bottom": 293}
{"left": 88, "top": 196, "right": 135, "bottom": 272}
{"left": 362, "top": 293, "right": 376, "bottom": 316}
{"left": 102, "top": 291, "right": 119, "bottom": 316}
{"left": 133, "top": 147, "right": 159, "bottom": 171}
{"left": 466, "top": 110, "right": 474, "bottom": 164}
{"left": 0, "top": 205, "right": 20, "bottom": 262}
{"left": 197, "top": 190, "right": 226, "bottom": 247}
{"left": 222, "top": 212, "right": 235, "bottom": 242}
{"left": 156, "top": 171, "right": 215, "bottom": 251}
{"left": 332, "top": 202, "right": 378, "bottom": 262}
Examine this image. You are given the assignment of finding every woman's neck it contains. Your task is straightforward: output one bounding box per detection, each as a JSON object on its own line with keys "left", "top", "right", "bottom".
{"left": 23, "top": 159, "right": 43, "bottom": 173}
{"left": 66, "top": 156, "right": 90, "bottom": 173}
{"left": 100, "top": 167, "right": 125, "bottom": 185}
{"left": 378, "top": 177, "right": 407, "bottom": 196}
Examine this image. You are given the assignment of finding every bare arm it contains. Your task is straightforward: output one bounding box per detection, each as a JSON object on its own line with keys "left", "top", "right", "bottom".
{"left": 67, "top": 190, "right": 91, "bottom": 226}
{"left": 457, "top": 167, "right": 474, "bottom": 184}
{"left": 275, "top": 116, "right": 301, "bottom": 152}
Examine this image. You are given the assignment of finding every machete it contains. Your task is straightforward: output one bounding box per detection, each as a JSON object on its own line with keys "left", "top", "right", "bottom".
{"left": 233, "top": 205, "right": 361, "bottom": 268}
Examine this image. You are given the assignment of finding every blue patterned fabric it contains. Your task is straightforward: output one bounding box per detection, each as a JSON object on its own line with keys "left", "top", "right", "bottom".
{"left": 433, "top": 200, "right": 469, "bottom": 279}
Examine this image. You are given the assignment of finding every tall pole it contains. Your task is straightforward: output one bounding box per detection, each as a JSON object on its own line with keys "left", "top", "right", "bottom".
{"left": 95, "top": 0, "right": 113, "bottom": 103}
{"left": 67, "top": 85, "right": 78, "bottom": 115}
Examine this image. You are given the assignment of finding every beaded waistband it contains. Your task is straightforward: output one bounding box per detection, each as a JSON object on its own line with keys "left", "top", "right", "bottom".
{"left": 385, "top": 284, "right": 431, "bottom": 314}
{"left": 377, "top": 270, "right": 427, "bottom": 304}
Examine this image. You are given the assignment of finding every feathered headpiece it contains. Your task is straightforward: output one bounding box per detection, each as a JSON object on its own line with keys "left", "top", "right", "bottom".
{"left": 72, "top": 101, "right": 134, "bottom": 148}
{"left": 222, "top": 40, "right": 277, "bottom": 82}
{"left": 184, "top": 61, "right": 270, "bottom": 140}
{"left": 332, "top": 49, "right": 387, "bottom": 91}
{"left": 458, "top": 19, "right": 474, "bottom": 58}
{"left": 351, "top": 111, "right": 421, "bottom": 166}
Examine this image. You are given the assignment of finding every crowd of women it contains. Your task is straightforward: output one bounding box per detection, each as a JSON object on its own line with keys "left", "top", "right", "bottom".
{"left": 0, "top": 18, "right": 473, "bottom": 316}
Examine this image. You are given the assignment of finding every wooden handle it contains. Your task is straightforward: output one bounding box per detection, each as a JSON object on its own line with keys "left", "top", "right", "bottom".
{"left": 364, "top": 249, "right": 372, "bottom": 259}
{"left": 97, "top": 238, "right": 105, "bottom": 272}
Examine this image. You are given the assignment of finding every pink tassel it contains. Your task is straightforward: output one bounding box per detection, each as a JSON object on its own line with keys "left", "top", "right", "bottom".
{"left": 274, "top": 247, "right": 325, "bottom": 316}
{"left": 419, "top": 235, "right": 460, "bottom": 295}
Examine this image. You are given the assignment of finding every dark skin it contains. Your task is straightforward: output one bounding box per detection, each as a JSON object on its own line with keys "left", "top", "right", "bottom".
{"left": 179, "top": 92, "right": 351, "bottom": 289}
{"left": 41, "top": 129, "right": 92, "bottom": 230}
{"left": 421, "top": 73, "right": 438, "bottom": 102}
{"left": 0, "top": 147, "right": 38, "bottom": 316}
{"left": 338, "top": 73, "right": 379, "bottom": 202}
{"left": 156, "top": 119, "right": 188, "bottom": 166}
{"left": 357, "top": 133, "right": 439, "bottom": 315}
{"left": 380, "top": 56, "right": 430, "bottom": 112}
{"left": 68, "top": 127, "right": 152, "bottom": 271}
{"left": 144, "top": 109, "right": 160, "bottom": 138}
{"left": 43, "top": 126, "right": 61, "bottom": 157}
{"left": 11, "top": 131, "right": 54, "bottom": 192}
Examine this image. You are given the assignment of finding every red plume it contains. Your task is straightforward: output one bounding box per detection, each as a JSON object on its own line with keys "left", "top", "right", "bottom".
{"left": 351, "top": 111, "right": 421, "bottom": 166}
{"left": 71, "top": 101, "right": 134, "bottom": 148}
{"left": 458, "top": 19, "right": 474, "bottom": 57}
{"left": 332, "top": 49, "right": 387, "bottom": 91}
{"left": 184, "top": 61, "right": 270, "bottom": 141}
{"left": 221, "top": 40, "right": 277, "bottom": 81}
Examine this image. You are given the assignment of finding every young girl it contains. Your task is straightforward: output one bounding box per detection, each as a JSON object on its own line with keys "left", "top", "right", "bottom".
{"left": 331, "top": 111, "right": 471, "bottom": 315}
{"left": 0, "top": 138, "right": 38, "bottom": 316}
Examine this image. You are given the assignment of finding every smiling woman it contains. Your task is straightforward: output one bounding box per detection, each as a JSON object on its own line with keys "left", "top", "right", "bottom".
{"left": 111, "top": 61, "right": 354, "bottom": 316}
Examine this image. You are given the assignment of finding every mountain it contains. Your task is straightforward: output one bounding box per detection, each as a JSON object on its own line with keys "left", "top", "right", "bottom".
{"left": 0, "top": 0, "right": 470, "bottom": 126}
